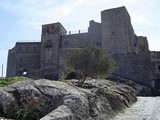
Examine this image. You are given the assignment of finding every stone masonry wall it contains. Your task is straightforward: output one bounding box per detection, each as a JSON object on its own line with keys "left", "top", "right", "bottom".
{"left": 101, "top": 6, "right": 136, "bottom": 54}
{"left": 6, "top": 48, "right": 16, "bottom": 77}
{"left": 61, "top": 33, "right": 90, "bottom": 48}
{"left": 6, "top": 42, "right": 41, "bottom": 77}
{"left": 7, "top": 6, "right": 154, "bottom": 89}
{"left": 112, "top": 51, "right": 152, "bottom": 86}
{"left": 88, "top": 20, "right": 102, "bottom": 48}
{"left": 137, "top": 36, "right": 149, "bottom": 52}
{"left": 40, "top": 34, "right": 60, "bottom": 77}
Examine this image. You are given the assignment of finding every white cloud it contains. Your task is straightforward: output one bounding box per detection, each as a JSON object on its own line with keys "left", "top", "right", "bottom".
{"left": 0, "top": 0, "right": 116, "bottom": 29}
{"left": 0, "top": 0, "right": 75, "bottom": 29}
{"left": 132, "top": 13, "right": 152, "bottom": 26}
{"left": 0, "top": 0, "right": 159, "bottom": 50}
{"left": 118, "top": 0, "right": 139, "bottom": 6}
{"left": 0, "top": 0, "right": 127, "bottom": 30}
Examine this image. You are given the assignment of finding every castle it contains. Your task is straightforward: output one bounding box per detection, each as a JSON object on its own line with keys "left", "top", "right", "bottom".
{"left": 6, "top": 6, "right": 160, "bottom": 94}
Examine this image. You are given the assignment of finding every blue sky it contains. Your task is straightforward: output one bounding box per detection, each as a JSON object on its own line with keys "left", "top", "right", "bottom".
{"left": 0, "top": 0, "right": 160, "bottom": 76}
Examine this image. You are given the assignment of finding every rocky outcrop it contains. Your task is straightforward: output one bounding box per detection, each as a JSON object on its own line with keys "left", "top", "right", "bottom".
{"left": 0, "top": 79, "right": 136, "bottom": 120}
{"left": 109, "top": 74, "right": 152, "bottom": 96}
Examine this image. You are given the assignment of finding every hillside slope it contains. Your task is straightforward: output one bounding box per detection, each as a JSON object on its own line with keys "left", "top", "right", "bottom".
{"left": 0, "top": 79, "right": 136, "bottom": 120}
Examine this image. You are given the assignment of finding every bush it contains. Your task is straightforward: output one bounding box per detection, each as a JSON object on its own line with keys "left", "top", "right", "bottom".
{"left": 5, "top": 109, "right": 40, "bottom": 120}
{"left": 67, "top": 47, "right": 115, "bottom": 86}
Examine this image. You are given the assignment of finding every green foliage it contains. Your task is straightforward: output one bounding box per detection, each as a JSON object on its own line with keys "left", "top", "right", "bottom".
{"left": 97, "top": 88, "right": 123, "bottom": 112}
{"left": 0, "top": 77, "right": 27, "bottom": 87}
{"left": 5, "top": 109, "right": 40, "bottom": 120}
{"left": 2, "top": 97, "right": 41, "bottom": 120}
{"left": 67, "top": 47, "right": 115, "bottom": 86}
{"left": 0, "top": 104, "right": 4, "bottom": 116}
{"left": 0, "top": 77, "right": 41, "bottom": 119}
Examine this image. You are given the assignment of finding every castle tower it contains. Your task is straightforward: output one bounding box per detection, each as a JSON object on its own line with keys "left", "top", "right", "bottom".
{"left": 40, "top": 22, "right": 67, "bottom": 79}
{"left": 101, "top": 6, "right": 136, "bottom": 54}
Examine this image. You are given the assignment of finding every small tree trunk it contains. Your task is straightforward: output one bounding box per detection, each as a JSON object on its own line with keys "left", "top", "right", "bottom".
{"left": 78, "top": 75, "right": 87, "bottom": 87}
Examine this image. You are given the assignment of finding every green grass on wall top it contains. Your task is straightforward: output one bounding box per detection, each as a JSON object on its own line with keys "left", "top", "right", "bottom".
{"left": 0, "top": 77, "right": 27, "bottom": 87}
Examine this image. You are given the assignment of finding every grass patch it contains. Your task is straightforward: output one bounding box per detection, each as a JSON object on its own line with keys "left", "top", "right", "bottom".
{"left": 97, "top": 88, "right": 124, "bottom": 112}
{"left": 5, "top": 109, "right": 40, "bottom": 120}
{"left": 0, "top": 77, "right": 27, "bottom": 87}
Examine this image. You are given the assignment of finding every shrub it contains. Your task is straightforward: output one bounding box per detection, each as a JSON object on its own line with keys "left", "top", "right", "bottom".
{"left": 67, "top": 47, "right": 115, "bottom": 86}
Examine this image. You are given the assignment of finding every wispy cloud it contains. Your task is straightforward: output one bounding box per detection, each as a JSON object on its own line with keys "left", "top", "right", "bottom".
{"left": 0, "top": 0, "right": 159, "bottom": 46}
{"left": 0, "top": 0, "right": 118, "bottom": 30}
{"left": 1, "top": 0, "right": 159, "bottom": 27}
{"left": 0, "top": 0, "right": 74, "bottom": 28}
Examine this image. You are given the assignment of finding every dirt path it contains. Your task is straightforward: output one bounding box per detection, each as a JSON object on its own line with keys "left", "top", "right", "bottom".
{"left": 111, "top": 97, "right": 160, "bottom": 120}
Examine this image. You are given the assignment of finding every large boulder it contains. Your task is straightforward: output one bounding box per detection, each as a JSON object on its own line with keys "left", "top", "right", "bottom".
{"left": 0, "top": 79, "right": 137, "bottom": 120}
{"left": 108, "top": 74, "right": 152, "bottom": 96}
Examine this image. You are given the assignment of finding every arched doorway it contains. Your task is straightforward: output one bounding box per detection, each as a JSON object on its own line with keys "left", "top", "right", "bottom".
{"left": 154, "top": 79, "right": 160, "bottom": 95}
{"left": 65, "top": 72, "right": 79, "bottom": 80}
{"left": 20, "top": 68, "right": 27, "bottom": 76}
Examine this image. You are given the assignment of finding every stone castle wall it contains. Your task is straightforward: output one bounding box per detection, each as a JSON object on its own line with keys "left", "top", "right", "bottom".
{"left": 6, "top": 42, "right": 41, "bottom": 77}
{"left": 88, "top": 20, "right": 102, "bottom": 48}
{"left": 150, "top": 51, "right": 160, "bottom": 94}
{"left": 40, "top": 34, "right": 59, "bottom": 69}
{"left": 101, "top": 7, "right": 136, "bottom": 54}
{"left": 137, "top": 36, "right": 149, "bottom": 52}
{"left": 42, "top": 22, "right": 67, "bottom": 35}
{"left": 7, "top": 6, "right": 156, "bottom": 88}
{"left": 112, "top": 52, "right": 152, "bottom": 86}
{"left": 61, "top": 33, "right": 90, "bottom": 48}
{"left": 6, "top": 48, "right": 16, "bottom": 77}
{"left": 60, "top": 20, "right": 102, "bottom": 49}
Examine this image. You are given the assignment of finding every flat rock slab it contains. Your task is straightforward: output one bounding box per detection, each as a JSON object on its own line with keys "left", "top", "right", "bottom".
{"left": 0, "top": 79, "right": 137, "bottom": 120}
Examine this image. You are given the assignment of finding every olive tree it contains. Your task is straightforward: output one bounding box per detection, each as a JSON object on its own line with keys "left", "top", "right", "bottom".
{"left": 67, "top": 47, "right": 115, "bottom": 87}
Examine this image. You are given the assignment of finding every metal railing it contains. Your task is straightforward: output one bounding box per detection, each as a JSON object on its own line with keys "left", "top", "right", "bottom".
{"left": 67, "top": 29, "right": 88, "bottom": 35}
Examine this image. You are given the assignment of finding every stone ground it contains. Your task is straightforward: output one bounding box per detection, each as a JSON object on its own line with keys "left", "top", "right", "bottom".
{"left": 111, "top": 97, "right": 160, "bottom": 120}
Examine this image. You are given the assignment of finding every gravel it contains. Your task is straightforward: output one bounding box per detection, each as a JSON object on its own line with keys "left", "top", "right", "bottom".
{"left": 111, "top": 97, "right": 160, "bottom": 120}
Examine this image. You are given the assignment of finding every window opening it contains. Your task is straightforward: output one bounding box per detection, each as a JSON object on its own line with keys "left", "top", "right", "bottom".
{"left": 158, "top": 65, "right": 160, "bottom": 72}
{"left": 45, "top": 40, "right": 53, "bottom": 48}
{"left": 19, "top": 47, "right": 22, "bottom": 51}
{"left": 64, "top": 40, "right": 68, "bottom": 46}
{"left": 26, "top": 47, "right": 29, "bottom": 51}
{"left": 20, "top": 58, "right": 23, "bottom": 62}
